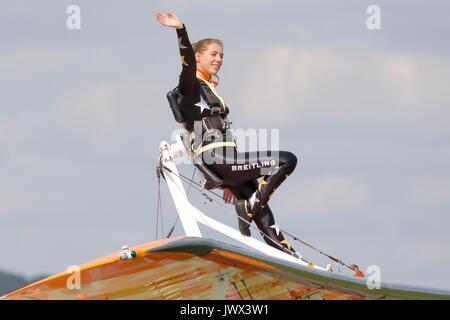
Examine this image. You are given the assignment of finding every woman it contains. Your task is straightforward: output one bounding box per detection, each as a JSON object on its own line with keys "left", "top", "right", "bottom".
{"left": 155, "top": 12, "right": 299, "bottom": 257}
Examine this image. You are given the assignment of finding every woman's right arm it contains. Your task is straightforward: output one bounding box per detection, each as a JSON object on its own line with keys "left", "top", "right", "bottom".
{"left": 154, "top": 12, "right": 196, "bottom": 96}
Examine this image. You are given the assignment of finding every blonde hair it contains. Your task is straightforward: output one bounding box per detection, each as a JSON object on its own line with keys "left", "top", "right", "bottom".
{"left": 192, "top": 39, "right": 224, "bottom": 54}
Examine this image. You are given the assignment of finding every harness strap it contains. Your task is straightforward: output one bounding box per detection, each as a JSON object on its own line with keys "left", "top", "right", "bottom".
{"left": 201, "top": 78, "right": 226, "bottom": 110}
{"left": 196, "top": 70, "right": 228, "bottom": 113}
{"left": 194, "top": 141, "right": 236, "bottom": 157}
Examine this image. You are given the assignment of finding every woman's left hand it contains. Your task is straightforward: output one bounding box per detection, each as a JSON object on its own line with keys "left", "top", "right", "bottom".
{"left": 154, "top": 11, "right": 183, "bottom": 29}
{"left": 223, "top": 187, "right": 236, "bottom": 204}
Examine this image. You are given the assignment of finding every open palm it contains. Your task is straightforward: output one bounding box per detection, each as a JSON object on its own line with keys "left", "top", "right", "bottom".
{"left": 154, "top": 11, "right": 182, "bottom": 29}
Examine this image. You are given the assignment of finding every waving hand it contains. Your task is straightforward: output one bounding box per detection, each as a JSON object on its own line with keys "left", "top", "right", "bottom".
{"left": 154, "top": 11, "right": 183, "bottom": 29}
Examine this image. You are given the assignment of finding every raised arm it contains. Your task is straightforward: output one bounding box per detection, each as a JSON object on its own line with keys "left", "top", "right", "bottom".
{"left": 154, "top": 11, "right": 196, "bottom": 96}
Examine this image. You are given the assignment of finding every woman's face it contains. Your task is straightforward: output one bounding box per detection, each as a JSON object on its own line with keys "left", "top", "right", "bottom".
{"left": 195, "top": 43, "right": 224, "bottom": 76}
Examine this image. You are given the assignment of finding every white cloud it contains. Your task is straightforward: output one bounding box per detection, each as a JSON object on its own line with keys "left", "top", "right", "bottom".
{"left": 0, "top": 193, "right": 7, "bottom": 217}
{"left": 169, "top": 0, "right": 260, "bottom": 10}
{"left": 0, "top": 119, "right": 9, "bottom": 142}
{"left": 57, "top": 78, "right": 164, "bottom": 140}
{"left": 0, "top": 119, "right": 18, "bottom": 167}
{"left": 0, "top": 190, "right": 23, "bottom": 218}
{"left": 414, "top": 243, "right": 450, "bottom": 265}
{"left": 0, "top": 47, "right": 66, "bottom": 73}
{"left": 239, "top": 46, "right": 450, "bottom": 130}
{"left": 280, "top": 176, "right": 369, "bottom": 217}
{"left": 411, "top": 177, "right": 450, "bottom": 204}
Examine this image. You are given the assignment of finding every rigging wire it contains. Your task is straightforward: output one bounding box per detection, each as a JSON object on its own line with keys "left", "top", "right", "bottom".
{"left": 160, "top": 164, "right": 307, "bottom": 261}
{"left": 155, "top": 157, "right": 164, "bottom": 240}
{"left": 159, "top": 164, "right": 363, "bottom": 275}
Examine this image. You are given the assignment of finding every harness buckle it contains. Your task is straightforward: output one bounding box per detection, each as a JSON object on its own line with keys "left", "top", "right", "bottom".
{"left": 202, "top": 115, "right": 227, "bottom": 132}
{"left": 210, "top": 106, "right": 221, "bottom": 115}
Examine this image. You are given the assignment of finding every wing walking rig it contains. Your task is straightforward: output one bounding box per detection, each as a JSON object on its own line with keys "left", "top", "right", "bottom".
{"left": 2, "top": 129, "right": 450, "bottom": 300}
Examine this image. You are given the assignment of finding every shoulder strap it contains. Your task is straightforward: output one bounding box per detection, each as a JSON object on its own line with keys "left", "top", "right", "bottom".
{"left": 198, "top": 79, "right": 228, "bottom": 113}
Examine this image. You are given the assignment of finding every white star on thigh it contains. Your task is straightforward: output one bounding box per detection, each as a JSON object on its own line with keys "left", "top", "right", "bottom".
{"left": 195, "top": 95, "right": 210, "bottom": 113}
{"left": 270, "top": 225, "right": 280, "bottom": 236}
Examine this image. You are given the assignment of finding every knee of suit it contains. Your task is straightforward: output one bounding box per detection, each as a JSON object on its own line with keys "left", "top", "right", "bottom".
{"left": 282, "top": 151, "right": 298, "bottom": 176}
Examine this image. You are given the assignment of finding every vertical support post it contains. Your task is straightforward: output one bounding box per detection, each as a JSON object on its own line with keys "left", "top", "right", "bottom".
{"left": 159, "top": 141, "right": 202, "bottom": 237}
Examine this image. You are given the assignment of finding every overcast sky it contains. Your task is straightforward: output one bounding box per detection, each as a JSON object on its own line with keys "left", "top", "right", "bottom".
{"left": 1, "top": 0, "right": 450, "bottom": 292}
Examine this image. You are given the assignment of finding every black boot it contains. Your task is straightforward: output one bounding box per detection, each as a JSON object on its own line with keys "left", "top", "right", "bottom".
{"left": 234, "top": 200, "right": 253, "bottom": 236}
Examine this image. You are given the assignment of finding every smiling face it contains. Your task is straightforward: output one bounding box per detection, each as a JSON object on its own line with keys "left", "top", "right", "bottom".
{"left": 195, "top": 42, "right": 224, "bottom": 76}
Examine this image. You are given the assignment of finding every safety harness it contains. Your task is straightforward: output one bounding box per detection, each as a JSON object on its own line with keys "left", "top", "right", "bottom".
{"left": 166, "top": 75, "right": 235, "bottom": 190}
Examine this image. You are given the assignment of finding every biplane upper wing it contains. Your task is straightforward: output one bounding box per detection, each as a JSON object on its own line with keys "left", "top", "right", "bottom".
{"left": 2, "top": 237, "right": 450, "bottom": 300}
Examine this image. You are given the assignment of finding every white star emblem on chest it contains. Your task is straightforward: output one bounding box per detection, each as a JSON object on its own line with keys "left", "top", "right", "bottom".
{"left": 195, "top": 95, "right": 210, "bottom": 113}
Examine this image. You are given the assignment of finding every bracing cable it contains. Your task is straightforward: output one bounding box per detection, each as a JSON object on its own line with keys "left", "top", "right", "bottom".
{"left": 156, "top": 158, "right": 164, "bottom": 240}
{"left": 160, "top": 165, "right": 307, "bottom": 260}
{"left": 160, "top": 164, "right": 363, "bottom": 275}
